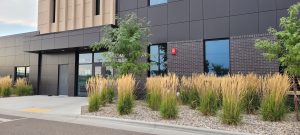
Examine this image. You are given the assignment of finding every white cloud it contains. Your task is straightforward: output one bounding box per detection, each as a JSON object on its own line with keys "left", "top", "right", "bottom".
{"left": 0, "top": 0, "right": 37, "bottom": 27}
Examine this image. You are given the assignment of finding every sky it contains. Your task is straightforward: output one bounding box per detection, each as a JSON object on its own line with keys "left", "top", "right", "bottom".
{"left": 0, "top": 0, "right": 37, "bottom": 36}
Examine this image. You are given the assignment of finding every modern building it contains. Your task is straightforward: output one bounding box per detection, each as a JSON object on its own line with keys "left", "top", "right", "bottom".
{"left": 0, "top": 0, "right": 299, "bottom": 97}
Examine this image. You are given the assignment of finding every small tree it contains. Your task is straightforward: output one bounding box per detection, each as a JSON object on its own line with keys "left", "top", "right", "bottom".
{"left": 255, "top": 3, "right": 300, "bottom": 120}
{"left": 91, "top": 13, "right": 150, "bottom": 77}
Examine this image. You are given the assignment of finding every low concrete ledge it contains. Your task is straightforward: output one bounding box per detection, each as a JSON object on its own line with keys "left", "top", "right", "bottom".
{"left": 80, "top": 114, "right": 252, "bottom": 135}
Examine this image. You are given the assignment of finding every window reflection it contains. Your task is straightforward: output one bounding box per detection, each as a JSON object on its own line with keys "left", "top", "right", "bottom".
{"left": 15, "top": 66, "right": 30, "bottom": 80}
{"left": 78, "top": 64, "right": 92, "bottom": 97}
{"left": 149, "top": 0, "right": 167, "bottom": 6}
{"left": 205, "top": 39, "right": 230, "bottom": 76}
{"left": 79, "top": 53, "right": 92, "bottom": 64}
{"left": 149, "top": 44, "right": 167, "bottom": 76}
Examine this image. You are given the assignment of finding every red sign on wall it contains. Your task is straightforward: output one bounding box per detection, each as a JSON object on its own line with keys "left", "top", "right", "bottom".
{"left": 171, "top": 48, "right": 177, "bottom": 55}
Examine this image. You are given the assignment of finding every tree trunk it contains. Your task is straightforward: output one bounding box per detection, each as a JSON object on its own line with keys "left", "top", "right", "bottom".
{"left": 292, "top": 77, "right": 299, "bottom": 121}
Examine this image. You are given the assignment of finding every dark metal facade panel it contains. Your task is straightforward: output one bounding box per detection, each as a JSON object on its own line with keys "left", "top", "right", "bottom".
{"left": 189, "top": 20, "right": 204, "bottom": 40}
{"left": 259, "top": 11, "right": 277, "bottom": 33}
{"left": 259, "top": 0, "right": 276, "bottom": 11}
{"left": 230, "top": 0, "right": 259, "bottom": 15}
{"left": 203, "top": 0, "right": 230, "bottom": 19}
{"left": 230, "top": 13, "right": 259, "bottom": 36}
{"left": 116, "top": 0, "right": 300, "bottom": 43}
{"left": 168, "top": 0, "right": 189, "bottom": 24}
{"left": 190, "top": 0, "right": 203, "bottom": 21}
{"left": 204, "top": 17, "right": 230, "bottom": 39}
{"left": 167, "top": 22, "right": 190, "bottom": 42}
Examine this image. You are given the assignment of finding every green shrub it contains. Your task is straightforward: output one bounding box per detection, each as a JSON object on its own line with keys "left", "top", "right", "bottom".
{"left": 261, "top": 95, "right": 287, "bottom": 121}
{"left": 117, "top": 94, "right": 134, "bottom": 115}
{"left": 117, "top": 74, "right": 135, "bottom": 115}
{"left": 1, "top": 87, "right": 11, "bottom": 97}
{"left": 160, "top": 96, "right": 178, "bottom": 119}
{"left": 260, "top": 74, "right": 290, "bottom": 121}
{"left": 15, "top": 78, "right": 33, "bottom": 96}
{"left": 15, "top": 86, "right": 33, "bottom": 96}
{"left": 180, "top": 76, "right": 193, "bottom": 105}
{"left": 199, "top": 90, "right": 219, "bottom": 116}
{"left": 242, "top": 89, "right": 261, "bottom": 114}
{"left": 88, "top": 93, "right": 101, "bottom": 112}
{"left": 146, "top": 92, "right": 161, "bottom": 111}
{"left": 107, "top": 88, "right": 114, "bottom": 104}
{"left": 179, "top": 89, "right": 189, "bottom": 105}
{"left": 189, "top": 90, "right": 200, "bottom": 109}
{"left": 99, "top": 87, "right": 115, "bottom": 105}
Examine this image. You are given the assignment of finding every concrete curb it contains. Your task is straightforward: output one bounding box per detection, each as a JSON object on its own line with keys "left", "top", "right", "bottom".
{"left": 79, "top": 115, "right": 252, "bottom": 135}
{"left": 0, "top": 108, "right": 252, "bottom": 135}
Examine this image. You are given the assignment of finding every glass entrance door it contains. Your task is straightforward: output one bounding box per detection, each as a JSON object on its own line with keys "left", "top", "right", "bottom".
{"left": 77, "top": 52, "right": 114, "bottom": 97}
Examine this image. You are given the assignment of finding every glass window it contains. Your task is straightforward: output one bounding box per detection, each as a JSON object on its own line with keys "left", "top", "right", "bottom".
{"left": 79, "top": 53, "right": 93, "bottom": 64}
{"left": 149, "top": 44, "right": 167, "bottom": 76}
{"left": 78, "top": 64, "right": 93, "bottom": 97}
{"left": 15, "top": 66, "right": 30, "bottom": 80}
{"left": 149, "top": 0, "right": 167, "bottom": 6}
{"left": 204, "top": 39, "right": 230, "bottom": 76}
{"left": 95, "top": 0, "right": 100, "bottom": 15}
{"left": 52, "top": 0, "right": 56, "bottom": 23}
{"left": 94, "top": 52, "right": 106, "bottom": 63}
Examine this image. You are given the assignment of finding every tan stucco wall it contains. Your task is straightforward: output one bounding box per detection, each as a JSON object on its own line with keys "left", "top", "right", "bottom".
{"left": 38, "top": 0, "right": 116, "bottom": 34}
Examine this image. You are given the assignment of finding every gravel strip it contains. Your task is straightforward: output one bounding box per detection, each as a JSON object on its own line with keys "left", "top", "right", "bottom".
{"left": 82, "top": 101, "right": 300, "bottom": 135}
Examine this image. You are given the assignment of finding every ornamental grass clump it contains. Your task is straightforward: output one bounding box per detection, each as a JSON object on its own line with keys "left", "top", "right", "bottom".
{"left": 197, "top": 74, "right": 221, "bottom": 116}
{"left": 242, "top": 73, "right": 261, "bottom": 114}
{"left": 86, "top": 76, "right": 102, "bottom": 112}
{"left": 179, "top": 76, "right": 194, "bottom": 105}
{"left": 146, "top": 76, "right": 163, "bottom": 111}
{"left": 15, "top": 78, "right": 33, "bottom": 96}
{"left": 260, "top": 74, "right": 290, "bottom": 121}
{"left": 86, "top": 76, "right": 115, "bottom": 112}
{"left": 185, "top": 74, "right": 201, "bottom": 109}
{"left": 221, "top": 75, "right": 245, "bottom": 125}
{"left": 160, "top": 73, "right": 179, "bottom": 119}
{"left": 117, "top": 74, "right": 135, "bottom": 115}
{"left": 0, "top": 76, "right": 12, "bottom": 97}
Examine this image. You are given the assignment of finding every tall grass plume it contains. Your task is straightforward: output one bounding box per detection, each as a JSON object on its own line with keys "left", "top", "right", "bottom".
{"left": 242, "top": 73, "right": 261, "bottom": 114}
{"left": 260, "top": 74, "right": 290, "bottom": 121}
{"left": 117, "top": 74, "right": 135, "bottom": 115}
{"left": 221, "top": 75, "right": 245, "bottom": 125}
{"left": 0, "top": 76, "right": 12, "bottom": 97}
{"left": 146, "top": 76, "right": 163, "bottom": 111}
{"left": 160, "top": 73, "right": 179, "bottom": 119}
{"left": 15, "top": 78, "right": 33, "bottom": 96}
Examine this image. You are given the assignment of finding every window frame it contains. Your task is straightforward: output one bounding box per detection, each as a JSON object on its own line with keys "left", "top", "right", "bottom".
{"left": 148, "top": 43, "right": 168, "bottom": 76}
{"left": 148, "top": 0, "right": 168, "bottom": 6}
{"left": 203, "top": 38, "right": 231, "bottom": 76}
{"left": 14, "top": 66, "right": 30, "bottom": 81}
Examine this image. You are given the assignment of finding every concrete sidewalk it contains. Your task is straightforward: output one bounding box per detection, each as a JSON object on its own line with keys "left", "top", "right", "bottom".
{"left": 0, "top": 96, "right": 87, "bottom": 115}
{"left": 0, "top": 96, "right": 250, "bottom": 135}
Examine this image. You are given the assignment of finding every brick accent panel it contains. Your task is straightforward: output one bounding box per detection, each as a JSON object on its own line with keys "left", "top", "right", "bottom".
{"left": 167, "top": 40, "right": 204, "bottom": 76}
{"left": 230, "top": 34, "right": 279, "bottom": 74}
